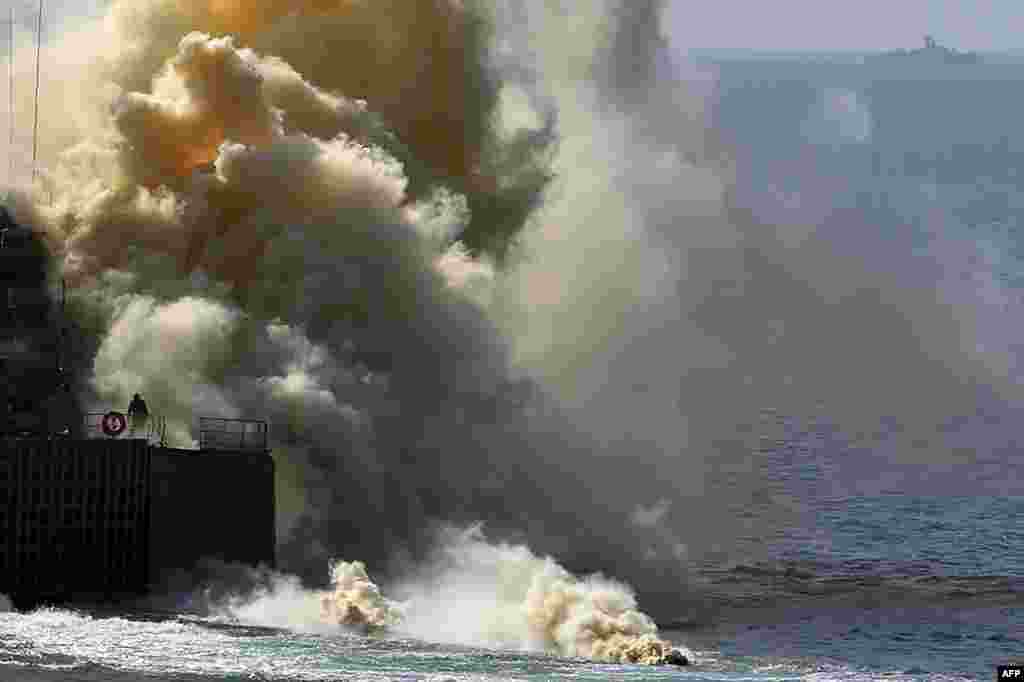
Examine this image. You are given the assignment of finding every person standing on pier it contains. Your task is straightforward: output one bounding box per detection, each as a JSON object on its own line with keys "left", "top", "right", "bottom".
{"left": 127, "top": 393, "right": 149, "bottom": 436}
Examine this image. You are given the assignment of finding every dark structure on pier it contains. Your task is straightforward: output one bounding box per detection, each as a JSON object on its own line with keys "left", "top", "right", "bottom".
{"left": 0, "top": 432, "right": 275, "bottom": 607}
{"left": 0, "top": 205, "right": 275, "bottom": 608}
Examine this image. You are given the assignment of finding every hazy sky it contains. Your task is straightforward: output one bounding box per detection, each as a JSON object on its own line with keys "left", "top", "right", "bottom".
{"left": 9, "top": 1, "right": 1023, "bottom": 54}
{"left": 665, "top": 0, "right": 1024, "bottom": 52}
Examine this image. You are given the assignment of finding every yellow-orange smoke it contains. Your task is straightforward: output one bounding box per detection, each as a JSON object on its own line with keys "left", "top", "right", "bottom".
{"left": 116, "top": 33, "right": 276, "bottom": 185}
{"left": 318, "top": 560, "right": 403, "bottom": 630}
{"left": 104, "top": 0, "right": 493, "bottom": 185}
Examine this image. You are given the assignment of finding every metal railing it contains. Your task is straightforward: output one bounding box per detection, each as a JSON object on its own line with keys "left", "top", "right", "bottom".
{"left": 198, "top": 417, "right": 268, "bottom": 453}
{"left": 83, "top": 412, "right": 167, "bottom": 446}
{"left": 80, "top": 413, "right": 267, "bottom": 452}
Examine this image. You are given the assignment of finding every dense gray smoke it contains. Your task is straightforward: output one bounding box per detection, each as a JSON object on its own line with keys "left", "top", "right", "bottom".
{"left": 1, "top": 0, "right": 1015, "bottom": 626}
{"left": 0, "top": 0, "right": 713, "bottom": 618}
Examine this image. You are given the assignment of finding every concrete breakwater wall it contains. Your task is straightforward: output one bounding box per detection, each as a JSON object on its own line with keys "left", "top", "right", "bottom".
{"left": 0, "top": 438, "right": 274, "bottom": 607}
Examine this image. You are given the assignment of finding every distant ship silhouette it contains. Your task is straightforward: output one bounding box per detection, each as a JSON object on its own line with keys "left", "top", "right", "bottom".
{"left": 868, "top": 35, "right": 981, "bottom": 65}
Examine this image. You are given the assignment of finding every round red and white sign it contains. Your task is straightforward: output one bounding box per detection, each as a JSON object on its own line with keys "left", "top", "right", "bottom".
{"left": 101, "top": 411, "right": 127, "bottom": 437}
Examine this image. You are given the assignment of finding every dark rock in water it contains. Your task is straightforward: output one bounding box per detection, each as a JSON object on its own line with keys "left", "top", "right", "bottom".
{"left": 663, "top": 649, "right": 690, "bottom": 666}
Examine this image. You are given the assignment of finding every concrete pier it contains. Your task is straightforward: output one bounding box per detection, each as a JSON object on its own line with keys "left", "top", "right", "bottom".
{"left": 0, "top": 435, "right": 275, "bottom": 606}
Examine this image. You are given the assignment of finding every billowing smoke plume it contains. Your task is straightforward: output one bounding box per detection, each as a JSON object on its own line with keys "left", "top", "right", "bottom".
{"left": 1, "top": 0, "right": 705, "bottom": 612}
{"left": 3, "top": 0, "right": 1015, "bottom": 630}
{"left": 215, "top": 559, "right": 403, "bottom": 634}
{"left": 223, "top": 526, "right": 688, "bottom": 666}
{"left": 389, "top": 526, "right": 684, "bottom": 664}
{"left": 318, "top": 560, "right": 403, "bottom": 630}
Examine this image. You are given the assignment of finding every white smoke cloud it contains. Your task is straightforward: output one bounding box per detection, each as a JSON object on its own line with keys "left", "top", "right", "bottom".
{"left": 261, "top": 322, "right": 367, "bottom": 430}
{"left": 224, "top": 526, "right": 689, "bottom": 665}
{"left": 630, "top": 499, "right": 672, "bottom": 529}
{"left": 629, "top": 499, "right": 692, "bottom": 562}
{"left": 215, "top": 570, "right": 331, "bottom": 634}
{"left": 91, "top": 295, "right": 240, "bottom": 445}
{"left": 496, "top": 83, "right": 544, "bottom": 138}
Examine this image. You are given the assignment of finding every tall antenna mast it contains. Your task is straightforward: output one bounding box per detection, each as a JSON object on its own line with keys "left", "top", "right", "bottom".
{"left": 7, "top": 6, "right": 13, "bottom": 193}
{"left": 31, "top": 0, "right": 41, "bottom": 186}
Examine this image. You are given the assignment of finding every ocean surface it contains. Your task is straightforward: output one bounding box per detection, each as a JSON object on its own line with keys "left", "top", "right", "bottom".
{"left": 3, "top": 57, "right": 1024, "bottom": 680}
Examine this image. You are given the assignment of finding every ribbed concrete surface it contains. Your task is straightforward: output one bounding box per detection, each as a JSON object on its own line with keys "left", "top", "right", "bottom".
{"left": 0, "top": 439, "right": 274, "bottom": 604}
{"left": 0, "top": 439, "right": 150, "bottom": 600}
